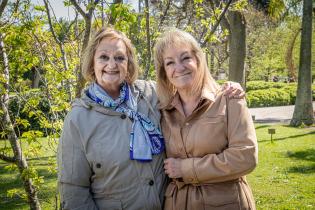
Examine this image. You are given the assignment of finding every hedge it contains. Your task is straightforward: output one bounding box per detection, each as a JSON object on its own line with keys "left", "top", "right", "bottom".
{"left": 246, "top": 81, "right": 315, "bottom": 108}
{"left": 246, "top": 81, "right": 287, "bottom": 91}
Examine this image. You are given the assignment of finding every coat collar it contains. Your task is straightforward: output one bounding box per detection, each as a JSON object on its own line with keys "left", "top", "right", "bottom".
{"left": 165, "top": 88, "right": 216, "bottom": 111}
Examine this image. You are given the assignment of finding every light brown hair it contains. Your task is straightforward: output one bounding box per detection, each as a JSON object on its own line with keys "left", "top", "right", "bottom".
{"left": 82, "top": 28, "right": 139, "bottom": 84}
{"left": 154, "top": 28, "right": 219, "bottom": 108}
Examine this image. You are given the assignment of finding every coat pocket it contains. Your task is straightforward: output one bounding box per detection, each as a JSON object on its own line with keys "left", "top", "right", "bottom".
{"left": 201, "top": 182, "right": 239, "bottom": 207}
{"left": 94, "top": 197, "right": 122, "bottom": 210}
{"left": 198, "top": 115, "right": 225, "bottom": 124}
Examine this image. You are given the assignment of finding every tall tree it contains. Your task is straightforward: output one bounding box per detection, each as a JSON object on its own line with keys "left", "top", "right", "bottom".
{"left": 70, "top": 0, "right": 100, "bottom": 97}
{"left": 209, "top": 0, "right": 246, "bottom": 87}
{"left": 285, "top": 27, "right": 300, "bottom": 80}
{"left": 227, "top": 10, "right": 246, "bottom": 87}
{"left": 290, "top": 0, "right": 314, "bottom": 126}
{"left": 0, "top": 2, "right": 41, "bottom": 209}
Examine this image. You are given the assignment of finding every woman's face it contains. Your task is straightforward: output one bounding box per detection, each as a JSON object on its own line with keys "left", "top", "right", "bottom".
{"left": 163, "top": 44, "right": 198, "bottom": 91}
{"left": 93, "top": 38, "right": 128, "bottom": 92}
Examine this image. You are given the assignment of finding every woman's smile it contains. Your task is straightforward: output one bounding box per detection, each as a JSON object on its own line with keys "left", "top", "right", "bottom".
{"left": 174, "top": 71, "right": 192, "bottom": 78}
{"left": 103, "top": 70, "right": 119, "bottom": 75}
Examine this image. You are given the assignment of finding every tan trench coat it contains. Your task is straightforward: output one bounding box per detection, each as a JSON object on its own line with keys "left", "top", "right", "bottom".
{"left": 161, "top": 90, "right": 258, "bottom": 210}
{"left": 58, "top": 80, "right": 168, "bottom": 210}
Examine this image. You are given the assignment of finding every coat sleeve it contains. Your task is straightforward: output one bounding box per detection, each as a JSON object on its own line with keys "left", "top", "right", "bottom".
{"left": 58, "top": 113, "right": 98, "bottom": 210}
{"left": 180, "top": 98, "right": 258, "bottom": 184}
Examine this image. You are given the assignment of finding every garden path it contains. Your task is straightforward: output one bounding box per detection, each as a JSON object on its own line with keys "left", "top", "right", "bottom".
{"left": 249, "top": 101, "right": 315, "bottom": 124}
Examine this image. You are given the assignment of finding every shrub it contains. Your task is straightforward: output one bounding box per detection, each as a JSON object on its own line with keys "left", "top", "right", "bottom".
{"left": 246, "top": 88, "right": 291, "bottom": 107}
{"left": 246, "top": 81, "right": 286, "bottom": 91}
{"left": 281, "top": 84, "right": 297, "bottom": 104}
{"left": 246, "top": 81, "right": 315, "bottom": 108}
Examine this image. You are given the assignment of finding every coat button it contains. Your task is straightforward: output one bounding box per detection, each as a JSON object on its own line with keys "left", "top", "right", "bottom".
{"left": 120, "top": 114, "right": 127, "bottom": 119}
{"left": 148, "top": 180, "right": 154, "bottom": 186}
{"left": 96, "top": 163, "right": 101, "bottom": 168}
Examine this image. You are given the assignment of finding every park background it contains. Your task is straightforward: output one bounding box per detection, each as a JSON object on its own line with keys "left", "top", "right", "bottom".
{"left": 0, "top": 0, "right": 314, "bottom": 209}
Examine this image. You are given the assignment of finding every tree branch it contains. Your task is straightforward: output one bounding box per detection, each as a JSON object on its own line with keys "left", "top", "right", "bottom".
{"left": 0, "top": 153, "right": 16, "bottom": 163}
{"left": 201, "top": 0, "right": 232, "bottom": 47}
{"left": 208, "top": 0, "right": 232, "bottom": 36}
{"left": 70, "top": 0, "right": 88, "bottom": 19}
{"left": 88, "top": 0, "right": 100, "bottom": 17}
{"left": 175, "top": 0, "right": 189, "bottom": 27}
{"left": 0, "top": 0, "right": 8, "bottom": 18}
{"left": 0, "top": 33, "right": 9, "bottom": 104}
{"left": 158, "top": 0, "right": 171, "bottom": 30}
{"left": 43, "top": 0, "right": 61, "bottom": 44}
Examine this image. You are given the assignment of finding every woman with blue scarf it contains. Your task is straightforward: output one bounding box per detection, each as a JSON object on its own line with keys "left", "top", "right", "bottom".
{"left": 58, "top": 28, "right": 244, "bottom": 210}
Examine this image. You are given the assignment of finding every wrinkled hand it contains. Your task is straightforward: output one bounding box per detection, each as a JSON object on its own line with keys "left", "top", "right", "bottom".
{"left": 221, "top": 81, "right": 245, "bottom": 99}
{"left": 164, "top": 158, "right": 183, "bottom": 178}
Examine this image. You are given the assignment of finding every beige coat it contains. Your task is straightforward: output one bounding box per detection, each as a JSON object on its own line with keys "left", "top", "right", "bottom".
{"left": 58, "top": 80, "right": 168, "bottom": 210}
{"left": 161, "top": 90, "right": 258, "bottom": 210}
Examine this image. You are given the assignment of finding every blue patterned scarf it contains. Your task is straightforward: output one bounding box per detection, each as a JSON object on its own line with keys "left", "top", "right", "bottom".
{"left": 87, "top": 82, "right": 164, "bottom": 161}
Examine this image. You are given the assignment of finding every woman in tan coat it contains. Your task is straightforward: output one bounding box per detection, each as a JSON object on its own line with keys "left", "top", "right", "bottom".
{"left": 154, "top": 28, "right": 258, "bottom": 210}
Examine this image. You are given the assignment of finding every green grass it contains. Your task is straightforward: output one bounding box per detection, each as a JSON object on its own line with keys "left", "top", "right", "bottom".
{"left": 0, "top": 125, "right": 315, "bottom": 209}
{"left": 248, "top": 124, "right": 315, "bottom": 210}
{"left": 0, "top": 138, "right": 58, "bottom": 210}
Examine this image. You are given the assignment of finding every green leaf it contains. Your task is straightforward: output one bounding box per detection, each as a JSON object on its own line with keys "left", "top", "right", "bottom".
{"left": 33, "top": 5, "right": 45, "bottom": 12}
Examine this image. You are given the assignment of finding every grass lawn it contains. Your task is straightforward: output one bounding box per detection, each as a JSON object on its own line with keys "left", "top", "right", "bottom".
{"left": 0, "top": 124, "right": 314, "bottom": 209}
{"left": 248, "top": 124, "right": 315, "bottom": 210}
{"left": 0, "top": 139, "right": 58, "bottom": 210}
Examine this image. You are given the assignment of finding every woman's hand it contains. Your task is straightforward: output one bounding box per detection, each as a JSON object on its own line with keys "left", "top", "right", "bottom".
{"left": 164, "top": 158, "right": 183, "bottom": 178}
{"left": 221, "top": 81, "right": 245, "bottom": 99}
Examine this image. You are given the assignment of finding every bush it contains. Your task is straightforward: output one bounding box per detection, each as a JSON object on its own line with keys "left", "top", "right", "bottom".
{"left": 246, "top": 88, "right": 291, "bottom": 107}
{"left": 281, "top": 84, "right": 297, "bottom": 104}
{"left": 246, "top": 81, "right": 315, "bottom": 108}
{"left": 246, "top": 81, "right": 286, "bottom": 91}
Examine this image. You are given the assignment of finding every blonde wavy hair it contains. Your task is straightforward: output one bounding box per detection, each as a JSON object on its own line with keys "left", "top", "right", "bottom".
{"left": 154, "top": 28, "right": 219, "bottom": 108}
{"left": 82, "top": 28, "right": 139, "bottom": 84}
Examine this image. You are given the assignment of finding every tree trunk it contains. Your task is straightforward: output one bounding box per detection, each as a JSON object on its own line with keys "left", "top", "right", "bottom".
{"left": 0, "top": 33, "right": 41, "bottom": 210}
{"left": 0, "top": 0, "right": 8, "bottom": 17}
{"left": 70, "top": 0, "right": 100, "bottom": 98}
{"left": 31, "top": 67, "right": 40, "bottom": 88}
{"left": 290, "top": 0, "right": 314, "bottom": 126}
{"left": 1, "top": 103, "right": 42, "bottom": 210}
{"left": 75, "top": 17, "right": 92, "bottom": 97}
{"left": 210, "top": 48, "right": 215, "bottom": 75}
{"left": 285, "top": 28, "right": 300, "bottom": 81}
{"left": 143, "top": 0, "right": 151, "bottom": 80}
{"left": 312, "top": 8, "right": 315, "bottom": 84}
{"left": 227, "top": 11, "right": 246, "bottom": 88}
